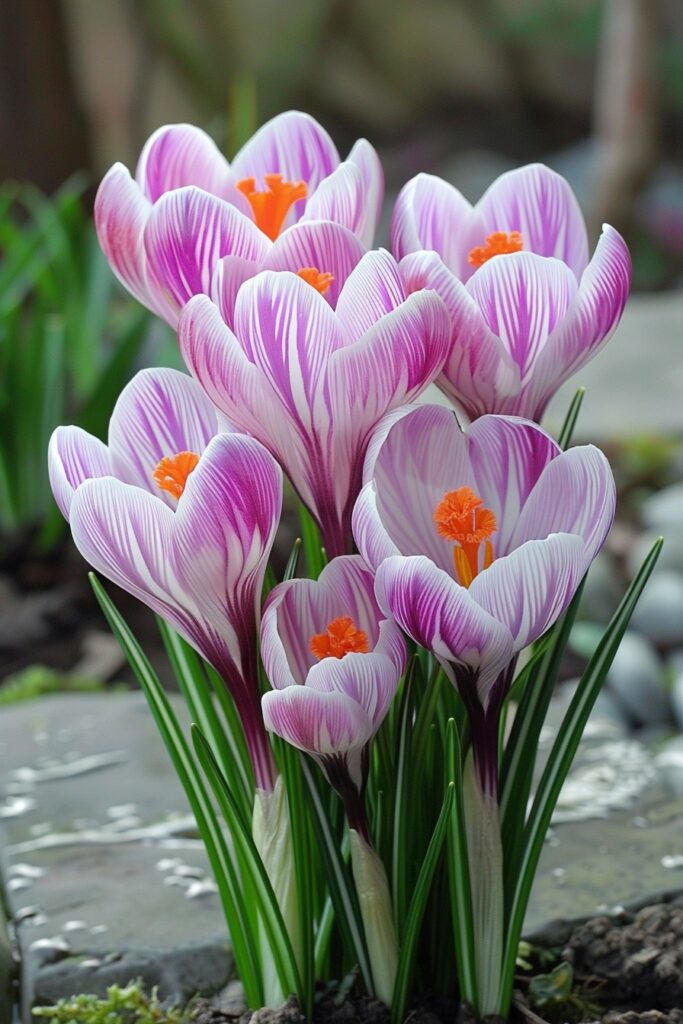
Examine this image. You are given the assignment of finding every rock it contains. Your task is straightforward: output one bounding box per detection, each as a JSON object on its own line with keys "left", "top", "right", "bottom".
{"left": 654, "top": 736, "right": 683, "bottom": 798}
{"left": 628, "top": 531, "right": 683, "bottom": 580}
{"left": 0, "top": 694, "right": 232, "bottom": 1021}
{"left": 631, "top": 572, "right": 683, "bottom": 647}
{"left": 577, "top": 552, "right": 623, "bottom": 624}
{"left": 605, "top": 632, "right": 671, "bottom": 726}
{"left": 672, "top": 676, "right": 683, "bottom": 732}
{"left": 545, "top": 293, "right": 683, "bottom": 442}
{"left": 641, "top": 483, "right": 683, "bottom": 534}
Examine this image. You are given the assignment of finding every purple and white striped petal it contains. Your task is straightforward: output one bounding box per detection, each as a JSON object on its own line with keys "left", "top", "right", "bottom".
{"left": 392, "top": 173, "right": 484, "bottom": 280}
{"left": 231, "top": 111, "right": 340, "bottom": 212}
{"left": 94, "top": 164, "right": 154, "bottom": 312}
{"left": 334, "top": 250, "right": 407, "bottom": 339}
{"left": 210, "top": 255, "right": 260, "bottom": 328}
{"left": 136, "top": 123, "right": 232, "bottom": 203}
{"left": 263, "top": 220, "right": 365, "bottom": 308}
{"left": 107, "top": 367, "right": 224, "bottom": 501}
{"left": 234, "top": 270, "right": 343, "bottom": 416}
{"left": 262, "top": 555, "right": 385, "bottom": 689}
{"left": 467, "top": 414, "right": 560, "bottom": 556}
{"left": 48, "top": 427, "right": 112, "bottom": 520}
{"left": 466, "top": 252, "right": 577, "bottom": 383}
{"left": 262, "top": 686, "right": 374, "bottom": 758}
{"left": 525, "top": 224, "right": 631, "bottom": 420}
{"left": 509, "top": 444, "right": 616, "bottom": 559}
{"left": 353, "top": 405, "right": 476, "bottom": 574}
{"left": 400, "top": 251, "right": 521, "bottom": 419}
{"left": 476, "top": 164, "right": 590, "bottom": 278}
{"left": 306, "top": 649, "right": 403, "bottom": 732}
{"left": 469, "top": 534, "right": 586, "bottom": 653}
{"left": 303, "top": 139, "right": 383, "bottom": 249}
{"left": 144, "top": 187, "right": 270, "bottom": 323}
{"left": 374, "top": 555, "right": 515, "bottom": 700}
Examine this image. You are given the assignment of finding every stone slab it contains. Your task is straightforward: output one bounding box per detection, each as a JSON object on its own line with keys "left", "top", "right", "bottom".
{"left": 0, "top": 694, "right": 231, "bottom": 1020}
{"left": 1, "top": 692, "right": 682, "bottom": 1019}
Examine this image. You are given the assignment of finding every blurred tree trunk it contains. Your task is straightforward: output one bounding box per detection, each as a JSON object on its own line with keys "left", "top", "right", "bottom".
{"left": 0, "top": 0, "right": 90, "bottom": 191}
{"left": 588, "top": 0, "right": 659, "bottom": 240}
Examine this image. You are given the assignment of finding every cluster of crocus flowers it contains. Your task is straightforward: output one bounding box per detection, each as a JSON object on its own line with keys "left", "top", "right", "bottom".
{"left": 49, "top": 110, "right": 633, "bottom": 1021}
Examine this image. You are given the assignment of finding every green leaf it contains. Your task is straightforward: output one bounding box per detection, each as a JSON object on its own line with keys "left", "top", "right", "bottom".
{"left": 392, "top": 782, "right": 454, "bottom": 1024}
{"left": 89, "top": 575, "right": 263, "bottom": 1007}
{"left": 499, "top": 580, "right": 584, "bottom": 893}
{"left": 391, "top": 661, "right": 417, "bottom": 933}
{"left": 298, "top": 503, "right": 326, "bottom": 579}
{"left": 283, "top": 537, "right": 302, "bottom": 582}
{"left": 498, "top": 538, "right": 663, "bottom": 1015}
{"left": 528, "top": 960, "right": 573, "bottom": 1009}
{"left": 445, "top": 718, "right": 478, "bottom": 1009}
{"left": 300, "top": 759, "right": 374, "bottom": 993}
{"left": 557, "top": 387, "right": 585, "bottom": 449}
{"left": 192, "top": 725, "right": 303, "bottom": 1002}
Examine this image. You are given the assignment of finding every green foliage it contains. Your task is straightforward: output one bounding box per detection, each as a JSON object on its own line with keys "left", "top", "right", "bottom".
{"left": 33, "top": 981, "right": 182, "bottom": 1024}
{"left": 0, "top": 179, "right": 174, "bottom": 551}
{"left": 528, "top": 961, "right": 574, "bottom": 1010}
{"left": 0, "top": 665, "right": 110, "bottom": 705}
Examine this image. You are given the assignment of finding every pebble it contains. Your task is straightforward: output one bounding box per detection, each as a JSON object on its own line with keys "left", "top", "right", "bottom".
{"left": 641, "top": 483, "right": 683, "bottom": 533}
{"left": 605, "top": 631, "right": 671, "bottom": 726}
{"left": 577, "top": 551, "right": 623, "bottom": 624}
{"left": 673, "top": 676, "right": 683, "bottom": 732}
{"left": 630, "top": 571, "right": 683, "bottom": 647}
{"left": 653, "top": 735, "right": 683, "bottom": 798}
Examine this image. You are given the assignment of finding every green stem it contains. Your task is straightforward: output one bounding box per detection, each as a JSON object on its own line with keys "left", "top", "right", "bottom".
{"left": 349, "top": 829, "right": 399, "bottom": 1007}
{"left": 253, "top": 778, "right": 301, "bottom": 1006}
{"left": 463, "top": 755, "right": 504, "bottom": 1017}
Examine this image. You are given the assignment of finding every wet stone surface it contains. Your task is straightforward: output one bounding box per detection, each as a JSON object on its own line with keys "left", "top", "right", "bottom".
{"left": 0, "top": 694, "right": 232, "bottom": 1020}
{"left": 1, "top": 693, "right": 683, "bottom": 1019}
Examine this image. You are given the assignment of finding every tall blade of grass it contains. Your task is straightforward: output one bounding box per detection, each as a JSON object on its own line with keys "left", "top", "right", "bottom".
{"left": 499, "top": 581, "right": 584, "bottom": 889}
{"left": 498, "top": 538, "right": 662, "bottom": 1016}
{"left": 205, "top": 663, "right": 255, "bottom": 795}
{"left": 391, "top": 662, "right": 417, "bottom": 933}
{"left": 192, "top": 726, "right": 304, "bottom": 1003}
{"left": 90, "top": 574, "right": 263, "bottom": 1007}
{"left": 445, "top": 718, "right": 478, "bottom": 1010}
{"left": 158, "top": 620, "right": 253, "bottom": 822}
{"left": 277, "top": 743, "right": 315, "bottom": 1017}
{"left": 298, "top": 503, "right": 326, "bottom": 579}
{"left": 300, "top": 759, "right": 374, "bottom": 992}
{"left": 557, "top": 387, "right": 585, "bottom": 449}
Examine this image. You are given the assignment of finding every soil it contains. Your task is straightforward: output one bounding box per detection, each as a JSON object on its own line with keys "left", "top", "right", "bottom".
{"left": 186, "top": 902, "right": 683, "bottom": 1024}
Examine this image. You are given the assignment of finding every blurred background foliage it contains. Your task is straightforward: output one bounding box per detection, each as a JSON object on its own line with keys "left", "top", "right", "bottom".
{"left": 0, "top": 0, "right": 681, "bottom": 559}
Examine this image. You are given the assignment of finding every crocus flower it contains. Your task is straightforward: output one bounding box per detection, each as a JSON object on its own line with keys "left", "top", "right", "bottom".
{"left": 261, "top": 554, "right": 406, "bottom": 826}
{"left": 48, "top": 367, "right": 282, "bottom": 791}
{"left": 261, "top": 555, "right": 404, "bottom": 1006}
{"left": 353, "top": 403, "right": 615, "bottom": 793}
{"left": 179, "top": 251, "right": 451, "bottom": 558}
{"left": 392, "top": 164, "right": 631, "bottom": 421}
{"left": 96, "top": 111, "right": 382, "bottom": 327}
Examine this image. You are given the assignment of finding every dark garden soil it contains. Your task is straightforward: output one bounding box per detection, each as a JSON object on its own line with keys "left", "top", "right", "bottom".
{"left": 187, "top": 903, "right": 683, "bottom": 1024}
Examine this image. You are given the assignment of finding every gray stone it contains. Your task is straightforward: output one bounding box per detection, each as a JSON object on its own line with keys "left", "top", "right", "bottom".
{"left": 641, "top": 483, "right": 683, "bottom": 534}
{"left": 655, "top": 736, "right": 683, "bottom": 798}
{"left": 576, "top": 551, "right": 622, "bottom": 624}
{"left": 544, "top": 292, "right": 683, "bottom": 441}
{"left": 604, "top": 631, "right": 671, "bottom": 726}
{"left": 631, "top": 571, "right": 683, "bottom": 647}
{"left": 628, "top": 530, "right": 683, "bottom": 579}
{"left": 672, "top": 676, "right": 683, "bottom": 732}
{"left": 0, "top": 694, "right": 231, "bottom": 1021}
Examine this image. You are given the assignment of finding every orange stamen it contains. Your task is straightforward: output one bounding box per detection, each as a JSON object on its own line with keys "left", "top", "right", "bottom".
{"left": 236, "top": 173, "right": 308, "bottom": 240}
{"left": 433, "top": 486, "right": 497, "bottom": 587}
{"left": 153, "top": 451, "right": 200, "bottom": 500}
{"left": 297, "top": 267, "right": 335, "bottom": 294}
{"left": 310, "top": 616, "right": 369, "bottom": 661}
{"left": 468, "top": 230, "right": 523, "bottom": 268}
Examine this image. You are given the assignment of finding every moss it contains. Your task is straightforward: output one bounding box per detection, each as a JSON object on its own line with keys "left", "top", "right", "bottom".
{"left": 32, "top": 980, "right": 183, "bottom": 1024}
{"left": 0, "top": 665, "right": 121, "bottom": 705}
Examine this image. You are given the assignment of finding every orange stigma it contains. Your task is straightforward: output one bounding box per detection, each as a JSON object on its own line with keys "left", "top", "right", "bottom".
{"left": 434, "top": 486, "right": 496, "bottom": 587}
{"left": 297, "top": 267, "right": 334, "bottom": 294}
{"left": 153, "top": 451, "right": 200, "bottom": 500}
{"left": 236, "top": 173, "right": 308, "bottom": 240}
{"left": 310, "top": 616, "right": 369, "bottom": 660}
{"left": 468, "top": 230, "right": 523, "bottom": 268}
